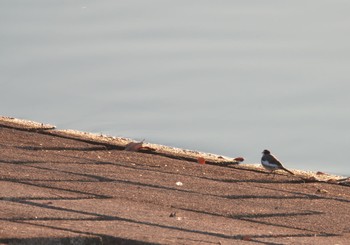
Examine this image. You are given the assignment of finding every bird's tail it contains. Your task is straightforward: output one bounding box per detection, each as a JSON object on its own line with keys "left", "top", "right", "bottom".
{"left": 281, "top": 167, "right": 294, "bottom": 175}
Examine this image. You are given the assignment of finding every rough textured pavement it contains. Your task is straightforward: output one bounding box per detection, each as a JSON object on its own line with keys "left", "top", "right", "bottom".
{"left": 0, "top": 117, "right": 350, "bottom": 244}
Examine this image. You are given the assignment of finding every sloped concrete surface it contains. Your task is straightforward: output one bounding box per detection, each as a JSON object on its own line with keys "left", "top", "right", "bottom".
{"left": 0, "top": 117, "right": 350, "bottom": 244}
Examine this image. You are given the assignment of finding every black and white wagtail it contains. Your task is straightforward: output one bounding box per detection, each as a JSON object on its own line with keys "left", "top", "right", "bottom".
{"left": 261, "top": 149, "right": 294, "bottom": 175}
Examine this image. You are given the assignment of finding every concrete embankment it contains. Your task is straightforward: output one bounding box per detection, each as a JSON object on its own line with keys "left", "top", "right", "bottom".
{"left": 0, "top": 117, "right": 349, "bottom": 244}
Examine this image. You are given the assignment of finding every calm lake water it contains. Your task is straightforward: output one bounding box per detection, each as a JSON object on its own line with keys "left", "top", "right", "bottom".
{"left": 1, "top": 1, "right": 349, "bottom": 176}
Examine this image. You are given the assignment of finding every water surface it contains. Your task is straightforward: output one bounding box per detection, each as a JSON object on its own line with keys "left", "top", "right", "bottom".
{"left": 1, "top": 1, "right": 349, "bottom": 175}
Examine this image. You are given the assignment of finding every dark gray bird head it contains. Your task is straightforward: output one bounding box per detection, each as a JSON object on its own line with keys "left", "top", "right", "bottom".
{"left": 262, "top": 149, "right": 270, "bottom": 155}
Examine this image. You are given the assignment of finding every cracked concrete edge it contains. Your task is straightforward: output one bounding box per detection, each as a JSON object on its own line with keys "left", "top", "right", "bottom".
{"left": 0, "top": 116, "right": 56, "bottom": 130}
{"left": 0, "top": 116, "right": 237, "bottom": 163}
{"left": 0, "top": 116, "right": 347, "bottom": 184}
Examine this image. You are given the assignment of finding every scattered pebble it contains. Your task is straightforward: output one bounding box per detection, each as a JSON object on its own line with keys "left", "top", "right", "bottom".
{"left": 241, "top": 235, "right": 252, "bottom": 241}
{"left": 316, "top": 189, "right": 329, "bottom": 194}
{"left": 327, "top": 179, "right": 338, "bottom": 183}
{"left": 197, "top": 157, "right": 206, "bottom": 164}
{"left": 233, "top": 157, "right": 245, "bottom": 162}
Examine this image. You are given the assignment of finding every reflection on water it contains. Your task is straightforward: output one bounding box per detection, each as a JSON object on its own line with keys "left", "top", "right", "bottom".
{"left": 1, "top": 1, "right": 349, "bottom": 176}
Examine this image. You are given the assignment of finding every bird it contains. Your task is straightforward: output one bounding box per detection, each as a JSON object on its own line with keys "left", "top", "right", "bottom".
{"left": 261, "top": 149, "right": 294, "bottom": 175}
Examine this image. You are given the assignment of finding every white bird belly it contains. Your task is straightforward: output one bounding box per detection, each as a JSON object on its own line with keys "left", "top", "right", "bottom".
{"left": 261, "top": 160, "right": 279, "bottom": 170}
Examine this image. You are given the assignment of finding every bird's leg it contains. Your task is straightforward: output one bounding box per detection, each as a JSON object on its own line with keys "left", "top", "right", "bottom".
{"left": 266, "top": 170, "right": 275, "bottom": 179}
{"left": 272, "top": 171, "right": 276, "bottom": 179}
